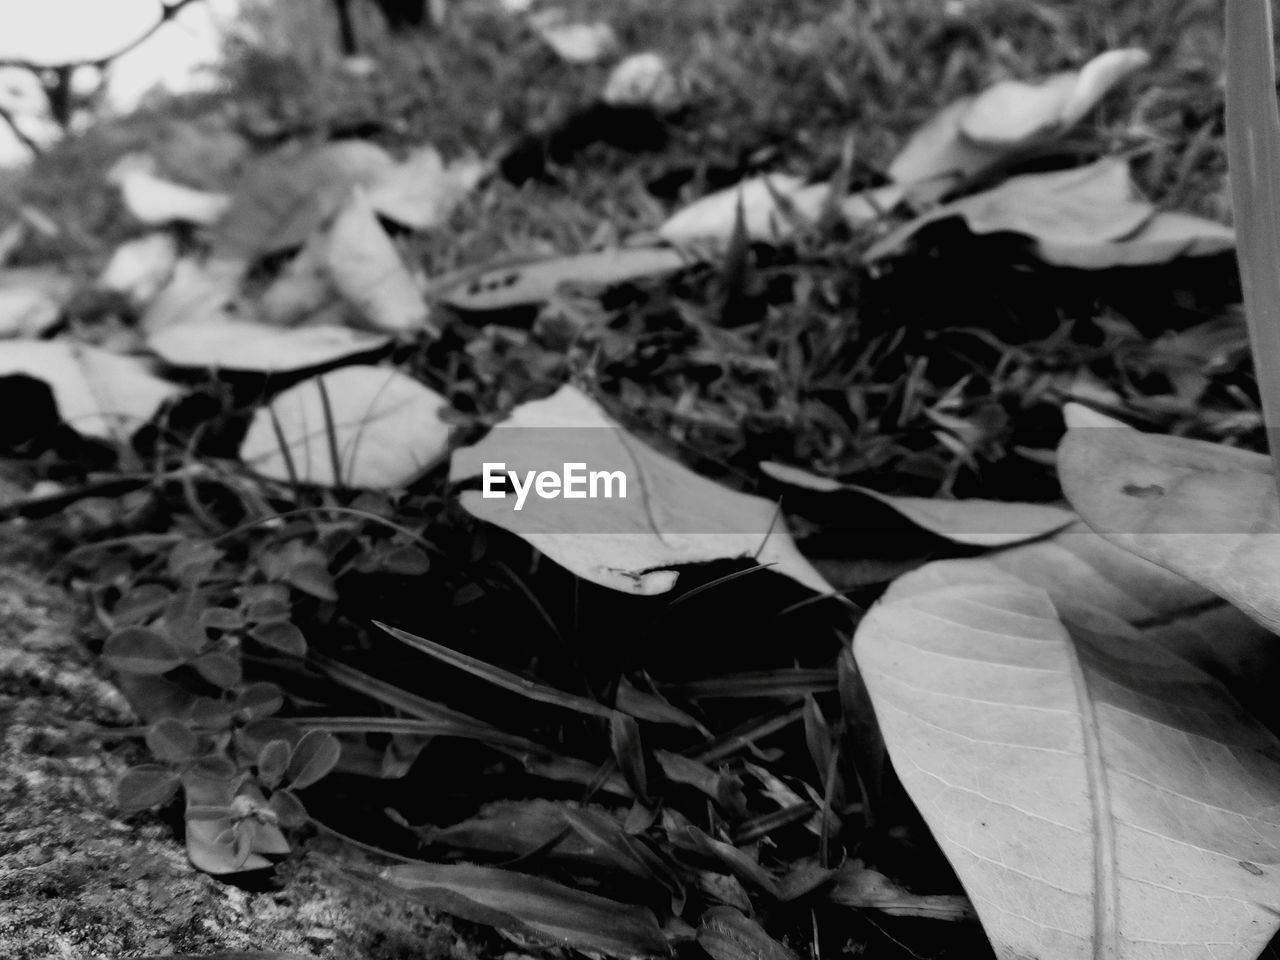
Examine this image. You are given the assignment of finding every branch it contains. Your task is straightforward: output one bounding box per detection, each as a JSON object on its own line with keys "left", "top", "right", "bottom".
{"left": 0, "top": 99, "right": 42, "bottom": 156}
{"left": 0, "top": 0, "right": 204, "bottom": 73}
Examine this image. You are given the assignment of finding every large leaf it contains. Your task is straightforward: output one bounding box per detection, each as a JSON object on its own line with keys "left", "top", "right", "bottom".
{"left": 760, "top": 461, "right": 1075, "bottom": 546}
{"left": 0, "top": 267, "right": 74, "bottom": 337}
{"left": 0, "top": 340, "right": 180, "bottom": 440}
{"left": 888, "top": 49, "right": 1148, "bottom": 202}
{"left": 854, "top": 558, "right": 1280, "bottom": 960}
{"left": 380, "top": 862, "right": 670, "bottom": 957}
{"left": 1059, "top": 420, "right": 1280, "bottom": 634}
{"left": 868, "top": 158, "right": 1154, "bottom": 262}
{"left": 449, "top": 385, "right": 830, "bottom": 595}
{"left": 149, "top": 320, "right": 389, "bottom": 373}
{"left": 240, "top": 365, "right": 450, "bottom": 488}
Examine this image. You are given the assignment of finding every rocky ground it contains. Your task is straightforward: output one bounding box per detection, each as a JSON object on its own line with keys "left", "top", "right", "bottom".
{"left": 0, "top": 561, "right": 470, "bottom": 960}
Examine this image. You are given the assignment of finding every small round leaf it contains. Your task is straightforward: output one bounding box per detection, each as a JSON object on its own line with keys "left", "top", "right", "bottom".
{"left": 286, "top": 729, "right": 341, "bottom": 789}
{"left": 145, "top": 718, "right": 198, "bottom": 763}
{"left": 257, "top": 738, "right": 292, "bottom": 789}
{"left": 249, "top": 620, "right": 307, "bottom": 657}
{"left": 268, "top": 788, "right": 309, "bottom": 828}
{"left": 103, "top": 626, "right": 186, "bottom": 674}
{"left": 117, "top": 764, "right": 180, "bottom": 811}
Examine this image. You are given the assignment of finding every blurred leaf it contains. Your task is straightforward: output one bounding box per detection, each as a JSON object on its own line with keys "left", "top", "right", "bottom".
{"left": 103, "top": 627, "right": 186, "bottom": 675}
{"left": 324, "top": 189, "right": 431, "bottom": 333}
{"left": 241, "top": 367, "right": 449, "bottom": 489}
{"left": 366, "top": 145, "right": 484, "bottom": 231}
{"left": 0, "top": 340, "right": 179, "bottom": 441}
{"left": 149, "top": 321, "right": 389, "bottom": 374}
{"left": 145, "top": 718, "right": 198, "bottom": 763}
{"left": 439, "top": 247, "right": 686, "bottom": 312}
{"left": 213, "top": 139, "right": 395, "bottom": 262}
{"left": 117, "top": 764, "right": 180, "bottom": 811}
{"left": 380, "top": 862, "right": 671, "bottom": 957}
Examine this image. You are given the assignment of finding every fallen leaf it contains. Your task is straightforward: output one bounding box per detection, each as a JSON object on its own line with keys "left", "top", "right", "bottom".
{"left": 141, "top": 257, "right": 246, "bottom": 333}
{"left": 603, "top": 52, "right": 683, "bottom": 111}
{"left": 1059, "top": 420, "right": 1280, "bottom": 634}
{"left": 760, "top": 461, "right": 1075, "bottom": 546}
{"left": 258, "top": 232, "right": 341, "bottom": 327}
{"left": 450, "top": 385, "right": 830, "bottom": 595}
{"left": 149, "top": 320, "right": 388, "bottom": 373}
{"left": 659, "top": 175, "right": 810, "bottom": 247}
{"left": 1037, "top": 210, "right": 1235, "bottom": 268}
{"left": 97, "top": 233, "right": 179, "bottom": 305}
{"left": 855, "top": 558, "right": 1280, "bottom": 960}
{"left": 529, "top": 10, "right": 618, "bottom": 63}
{"left": 438, "top": 247, "right": 687, "bottom": 312}
{"left": 380, "top": 862, "right": 671, "bottom": 957}
{"left": 240, "top": 365, "right": 449, "bottom": 488}
{"left": 213, "top": 140, "right": 396, "bottom": 262}
{"left": 107, "top": 153, "right": 231, "bottom": 226}
{"left": 0, "top": 267, "right": 73, "bottom": 337}
{"left": 960, "top": 49, "right": 1150, "bottom": 146}
{"left": 324, "top": 189, "right": 431, "bottom": 333}
{"left": 366, "top": 146, "right": 485, "bottom": 231}
{"left": 0, "top": 340, "right": 179, "bottom": 440}
{"left": 888, "top": 49, "right": 1149, "bottom": 202}
{"left": 868, "top": 158, "right": 1155, "bottom": 261}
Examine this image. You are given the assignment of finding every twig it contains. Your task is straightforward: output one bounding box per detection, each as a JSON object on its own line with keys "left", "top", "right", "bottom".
{"left": 0, "top": 99, "right": 42, "bottom": 156}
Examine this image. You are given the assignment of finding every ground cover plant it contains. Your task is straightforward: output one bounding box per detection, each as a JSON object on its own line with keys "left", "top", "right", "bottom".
{"left": 5, "top": 0, "right": 1280, "bottom": 958}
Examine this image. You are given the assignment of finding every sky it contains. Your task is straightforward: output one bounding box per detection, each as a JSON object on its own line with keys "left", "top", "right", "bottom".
{"left": 0, "top": 0, "right": 242, "bottom": 166}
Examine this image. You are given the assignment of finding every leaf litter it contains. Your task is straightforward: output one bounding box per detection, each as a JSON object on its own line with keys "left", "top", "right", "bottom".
{"left": 1, "top": 3, "right": 1274, "bottom": 960}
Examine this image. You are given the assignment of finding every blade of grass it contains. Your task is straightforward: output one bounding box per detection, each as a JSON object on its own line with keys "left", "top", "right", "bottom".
{"left": 373, "top": 621, "right": 615, "bottom": 721}
{"left": 1226, "top": 0, "right": 1280, "bottom": 488}
{"left": 293, "top": 716, "right": 544, "bottom": 753}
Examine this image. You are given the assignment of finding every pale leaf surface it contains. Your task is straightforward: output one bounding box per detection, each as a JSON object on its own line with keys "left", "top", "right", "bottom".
{"left": 855, "top": 559, "right": 1280, "bottom": 960}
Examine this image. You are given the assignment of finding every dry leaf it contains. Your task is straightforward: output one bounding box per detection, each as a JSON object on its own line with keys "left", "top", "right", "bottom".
{"left": 855, "top": 557, "right": 1280, "bottom": 960}
{"left": 868, "top": 158, "right": 1155, "bottom": 261}
{"left": 1059, "top": 420, "right": 1280, "bottom": 634}
{"left": 141, "top": 257, "right": 246, "bottom": 333}
{"left": 98, "top": 233, "right": 179, "bottom": 306}
{"left": 450, "top": 385, "right": 831, "bottom": 596}
{"left": 366, "top": 146, "right": 485, "bottom": 232}
{"left": 888, "top": 49, "right": 1149, "bottom": 202}
{"left": 240, "top": 365, "right": 449, "bottom": 488}
{"left": 0, "top": 340, "right": 179, "bottom": 440}
{"left": 324, "top": 190, "right": 431, "bottom": 333}
{"left": 530, "top": 10, "right": 618, "bottom": 63}
{"left": 107, "top": 154, "right": 231, "bottom": 226}
{"left": 603, "top": 52, "right": 683, "bottom": 111}
{"left": 149, "top": 321, "right": 389, "bottom": 373}
{"left": 213, "top": 140, "right": 396, "bottom": 262}
{"left": 1037, "top": 210, "right": 1234, "bottom": 268}
{"left": 0, "top": 267, "right": 74, "bottom": 337}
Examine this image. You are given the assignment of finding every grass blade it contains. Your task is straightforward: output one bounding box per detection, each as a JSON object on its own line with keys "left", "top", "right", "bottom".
{"left": 374, "top": 621, "right": 615, "bottom": 720}
{"left": 1225, "top": 0, "right": 1280, "bottom": 486}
